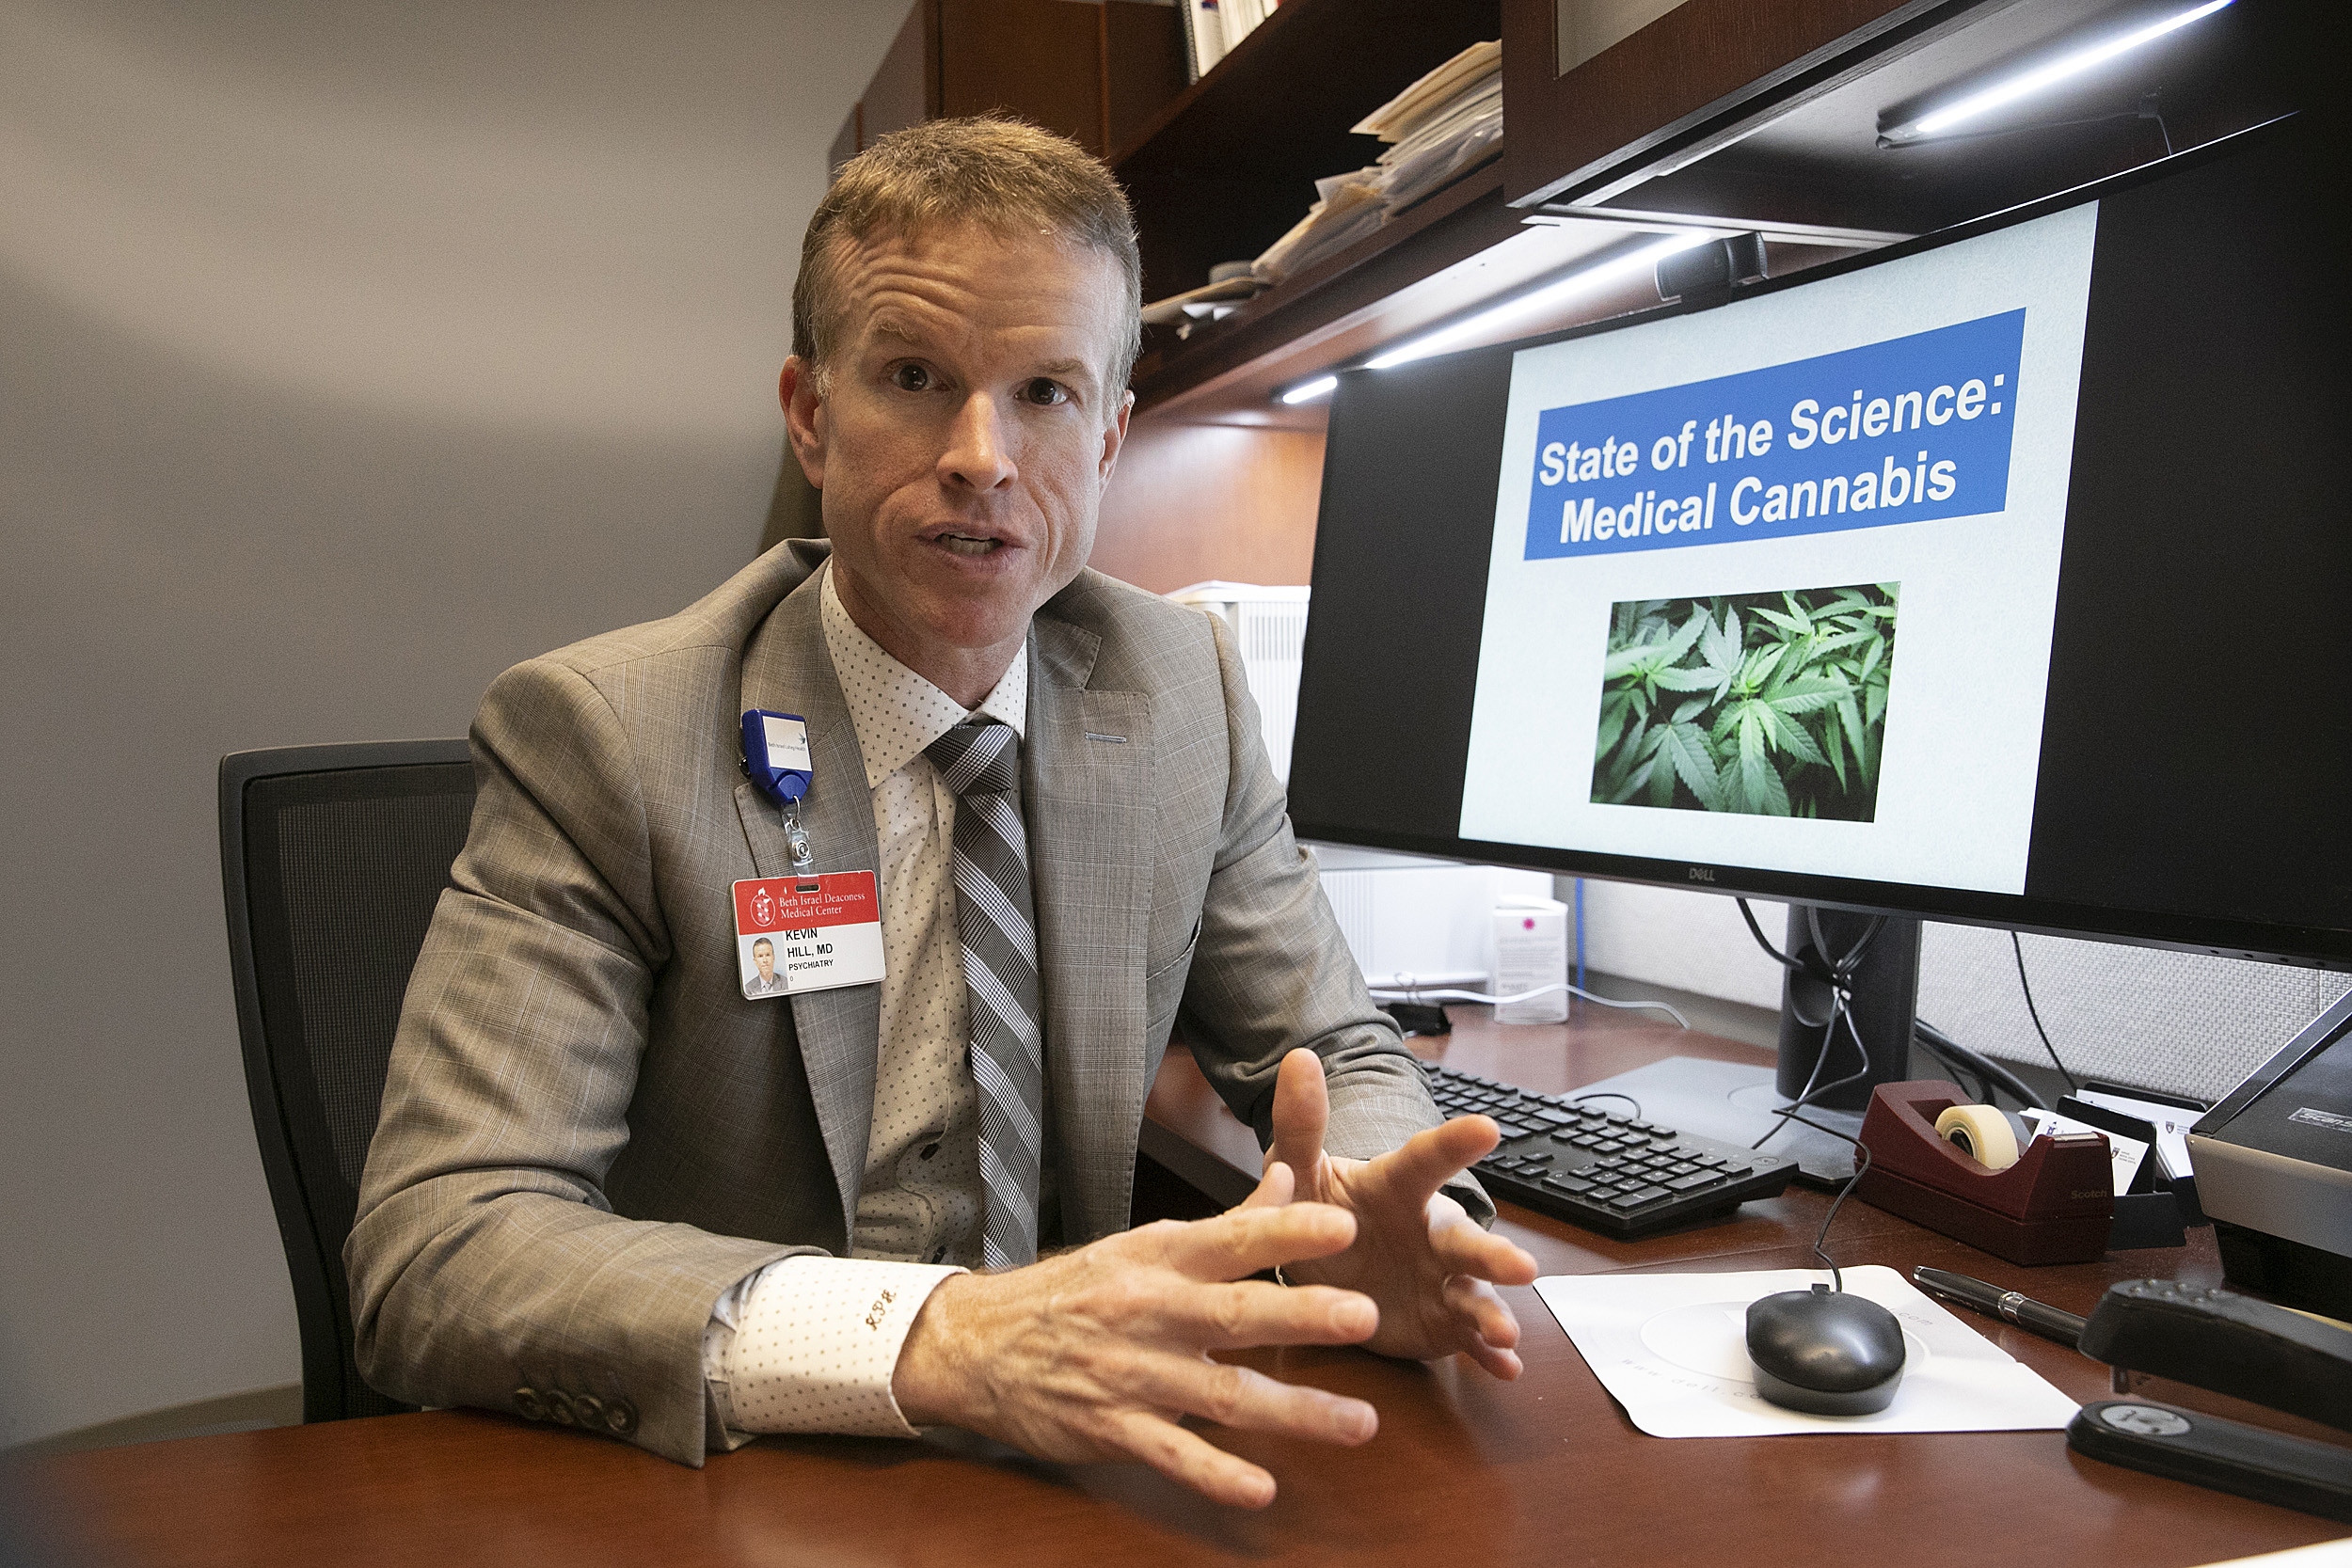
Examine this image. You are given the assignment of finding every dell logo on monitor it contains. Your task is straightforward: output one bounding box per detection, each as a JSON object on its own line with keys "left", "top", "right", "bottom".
{"left": 1689, "top": 866, "right": 1716, "bottom": 882}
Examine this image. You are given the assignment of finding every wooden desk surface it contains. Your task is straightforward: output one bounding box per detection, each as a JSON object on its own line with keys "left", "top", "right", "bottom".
{"left": 23, "top": 1008, "right": 2347, "bottom": 1567}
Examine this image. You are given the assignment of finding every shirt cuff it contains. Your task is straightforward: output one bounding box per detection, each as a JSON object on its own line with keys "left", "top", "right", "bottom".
{"left": 704, "top": 1256, "right": 964, "bottom": 1442}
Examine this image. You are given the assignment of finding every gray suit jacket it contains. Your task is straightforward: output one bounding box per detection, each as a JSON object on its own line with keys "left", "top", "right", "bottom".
{"left": 348, "top": 540, "right": 1458, "bottom": 1465}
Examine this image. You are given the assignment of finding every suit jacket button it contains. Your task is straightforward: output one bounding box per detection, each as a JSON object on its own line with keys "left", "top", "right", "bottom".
{"left": 604, "top": 1399, "right": 638, "bottom": 1435}
{"left": 571, "top": 1394, "right": 605, "bottom": 1428}
{"left": 514, "top": 1386, "right": 548, "bottom": 1421}
{"left": 548, "top": 1390, "right": 577, "bottom": 1425}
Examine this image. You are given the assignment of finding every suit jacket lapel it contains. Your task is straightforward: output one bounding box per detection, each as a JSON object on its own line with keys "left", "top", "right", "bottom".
{"left": 1025, "top": 610, "right": 1156, "bottom": 1243}
{"left": 734, "top": 570, "right": 882, "bottom": 1249}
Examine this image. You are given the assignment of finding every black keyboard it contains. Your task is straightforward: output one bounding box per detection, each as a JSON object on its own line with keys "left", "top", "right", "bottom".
{"left": 1422, "top": 1061, "right": 1799, "bottom": 1238}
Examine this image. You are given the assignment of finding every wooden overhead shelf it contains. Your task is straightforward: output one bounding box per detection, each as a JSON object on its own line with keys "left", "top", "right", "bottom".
{"left": 837, "top": 0, "right": 2299, "bottom": 428}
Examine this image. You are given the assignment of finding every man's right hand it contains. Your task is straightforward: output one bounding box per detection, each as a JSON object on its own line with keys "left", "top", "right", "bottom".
{"left": 889, "top": 1162, "right": 1381, "bottom": 1508}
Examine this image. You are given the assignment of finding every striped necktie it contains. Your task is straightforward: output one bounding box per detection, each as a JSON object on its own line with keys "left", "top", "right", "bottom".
{"left": 924, "top": 719, "right": 1044, "bottom": 1269}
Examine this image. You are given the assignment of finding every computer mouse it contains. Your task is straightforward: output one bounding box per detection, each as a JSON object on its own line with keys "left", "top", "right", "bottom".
{"left": 1744, "top": 1284, "right": 1907, "bottom": 1416}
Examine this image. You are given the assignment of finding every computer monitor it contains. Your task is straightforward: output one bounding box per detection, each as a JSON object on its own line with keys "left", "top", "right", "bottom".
{"left": 1287, "top": 116, "right": 2348, "bottom": 1173}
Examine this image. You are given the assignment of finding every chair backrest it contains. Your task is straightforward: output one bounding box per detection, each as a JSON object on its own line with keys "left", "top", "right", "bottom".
{"left": 218, "top": 740, "right": 475, "bottom": 1422}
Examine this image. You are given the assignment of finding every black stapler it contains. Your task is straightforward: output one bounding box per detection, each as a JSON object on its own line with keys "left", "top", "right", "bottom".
{"left": 2069, "top": 1277, "right": 2352, "bottom": 1522}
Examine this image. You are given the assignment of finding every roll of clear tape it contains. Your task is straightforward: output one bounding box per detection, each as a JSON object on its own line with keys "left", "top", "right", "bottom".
{"left": 1934, "top": 1103, "right": 2020, "bottom": 1170}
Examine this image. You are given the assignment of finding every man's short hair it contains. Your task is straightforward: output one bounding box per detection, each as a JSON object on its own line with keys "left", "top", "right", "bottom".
{"left": 753, "top": 938, "right": 773, "bottom": 953}
{"left": 793, "top": 117, "right": 1142, "bottom": 404}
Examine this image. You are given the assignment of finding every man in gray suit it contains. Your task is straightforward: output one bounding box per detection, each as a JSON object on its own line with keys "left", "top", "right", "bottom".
{"left": 349, "top": 119, "right": 1534, "bottom": 1509}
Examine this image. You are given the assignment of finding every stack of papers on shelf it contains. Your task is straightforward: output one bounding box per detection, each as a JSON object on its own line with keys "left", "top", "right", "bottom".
{"left": 1352, "top": 40, "right": 1501, "bottom": 143}
{"left": 1365, "top": 43, "right": 1505, "bottom": 213}
{"left": 1253, "top": 41, "right": 1503, "bottom": 284}
{"left": 1138, "top": 272, "right": 1267, "bottom": 334}
{"left": 1250, "top": 171, "right": 1391, "bottom": 285}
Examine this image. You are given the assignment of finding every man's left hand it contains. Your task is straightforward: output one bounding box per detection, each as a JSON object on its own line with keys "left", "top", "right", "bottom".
{"left": 1263, "top": 1048, "right": 1540, "bottom": 1376}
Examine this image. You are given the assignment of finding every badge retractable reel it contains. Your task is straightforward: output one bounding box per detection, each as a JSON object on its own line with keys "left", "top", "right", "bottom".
{"left": 741, "top": 709, "right": 815, "bottom": 867}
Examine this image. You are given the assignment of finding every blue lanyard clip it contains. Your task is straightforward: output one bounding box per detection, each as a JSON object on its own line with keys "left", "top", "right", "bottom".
{"left": 741, "top": 709, "right": 813, "bottom": 804}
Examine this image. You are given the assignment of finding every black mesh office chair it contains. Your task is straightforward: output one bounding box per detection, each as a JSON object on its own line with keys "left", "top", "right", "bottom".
{"left": 218, "top": 739, "right": 475, "bottom": 1421}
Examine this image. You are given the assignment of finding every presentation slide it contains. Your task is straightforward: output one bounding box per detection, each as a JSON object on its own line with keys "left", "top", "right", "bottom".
{"left": 1458, "top": 205, "right": 2099, "bottom": 895}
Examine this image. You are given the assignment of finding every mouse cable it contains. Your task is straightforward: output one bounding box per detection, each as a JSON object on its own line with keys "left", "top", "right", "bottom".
{"left": 1737, "top": 898, "right": 1850, "bottom": 1080}
{"left": 2009, "top": 932, "right": 2079, "bottom": 1093}
{"left": 1737, "top": 896, "right": 1882, "bottom": 986}
{"left": 1742, "top": 903, "right": 2064, "bottom": 1114}
{"left": 1738, "top": 899, "right": 1817, "bottom": 1015}
{"left": 1566, "top": 1089, "right": 1644, "bottom": 1118}
{"left": 1755, "top": 1004, "right": 1865, "bottom": 1145}
{"left": 1768, "top": 987, "right": 1864, "bottom": 1123}
{"left": 1736, "top": 898, "right": 1885, "bottom": 1031}
{"left": 1750, "top": 911, "right": 1892, "bottom": 1143}
{"left": 1751, "top": 986, "right": 1880, "bottom": 1149}
{"left": 1809, "top": 902, "right": 1889, "bottom": 979}
{"left": 1913, "top": 1019, "right": 2050, "bottom": 1112}
{"left": 1737, "top": 897, "right": 1888, "bottom": 989}
{"left": 1770, "top": 1101, "right": 1876, "bottom": 1295}
{"left": 1773, "top": 976, "right": 1845, "bottom": 1117}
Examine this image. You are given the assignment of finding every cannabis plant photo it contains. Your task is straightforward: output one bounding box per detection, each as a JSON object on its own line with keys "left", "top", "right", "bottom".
{"left": 1589, "top": 583, "right": 1898, "bottom": 820}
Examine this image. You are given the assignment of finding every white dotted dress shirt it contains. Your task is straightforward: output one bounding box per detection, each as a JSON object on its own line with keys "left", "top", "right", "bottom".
{"left": 703, "top": 563, "right": 1028, "bottom": 1443}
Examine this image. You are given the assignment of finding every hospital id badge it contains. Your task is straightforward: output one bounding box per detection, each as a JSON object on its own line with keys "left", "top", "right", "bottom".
{"left": 732, "top": 872, "right": 884, "bottom": 998}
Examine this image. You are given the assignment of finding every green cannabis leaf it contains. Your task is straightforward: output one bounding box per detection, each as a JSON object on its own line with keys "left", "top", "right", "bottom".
{"left": 1590, "top": 582, "right": 1898, "bottom": 820}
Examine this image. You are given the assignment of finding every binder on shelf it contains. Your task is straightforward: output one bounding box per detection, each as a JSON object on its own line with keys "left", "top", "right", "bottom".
{"left": 1180, "top": 0, "right": 1274, "bottom": 83}
{"left": 1180, "top": 0, "right": 1224, "bottom": 81}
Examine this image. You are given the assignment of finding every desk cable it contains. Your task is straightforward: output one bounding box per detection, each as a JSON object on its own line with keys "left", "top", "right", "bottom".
{"left": 1731, "top": 900, "right": 1892, "bottom": 1293}
{"left": 1735, "top": 900, "right": 1886, "bottom": 1123}
{"left": 1364, "top": 979, "right": 1692, "bottom": 1032}
{"left": 2010, "top": 932, "right": 2081, "bottom": 1093}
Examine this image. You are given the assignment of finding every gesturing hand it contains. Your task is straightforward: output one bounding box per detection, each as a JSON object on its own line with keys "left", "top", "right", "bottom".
{"left": 1265, "top": 1048, "right": 1540, "bottom": 1376}
{"left": 890, "top": 1164, "right": 1386, "bottom": 1509}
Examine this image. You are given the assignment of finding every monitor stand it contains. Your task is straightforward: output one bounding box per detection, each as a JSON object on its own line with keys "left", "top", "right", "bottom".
{"left": 1565, "top": 908, "right": 1924, "bottom": 1187}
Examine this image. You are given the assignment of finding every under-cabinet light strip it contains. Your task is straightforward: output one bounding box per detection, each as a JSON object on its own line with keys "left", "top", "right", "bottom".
{"left": 1887, "top": 0, "right": 2233, "bottom": 145}
{"left": 1276, "top": 230, "right": 1711, "bottom": 405}
{"left": 1279, "top": 374, "right": 1340, "bottom": 406}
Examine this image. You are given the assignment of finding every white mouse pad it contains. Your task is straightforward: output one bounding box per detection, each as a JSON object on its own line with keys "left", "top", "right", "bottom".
{"left": 1534, "top": 1265, "right": 2081, "bottom": 1437}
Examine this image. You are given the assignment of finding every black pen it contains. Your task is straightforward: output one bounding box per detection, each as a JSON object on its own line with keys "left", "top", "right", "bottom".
{"left": 1913, "top": 1266, "right": 2089, "bottom": 1348}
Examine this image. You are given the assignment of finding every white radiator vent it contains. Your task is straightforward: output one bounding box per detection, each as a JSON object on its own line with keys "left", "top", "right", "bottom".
{"left": 1167, "top": 581, "right": 1311, "bottom": 782}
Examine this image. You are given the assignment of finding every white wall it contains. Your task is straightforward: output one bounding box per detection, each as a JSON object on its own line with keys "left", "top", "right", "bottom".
{"left": 0, "top": 0, "right": 910, "bottom": 1448}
